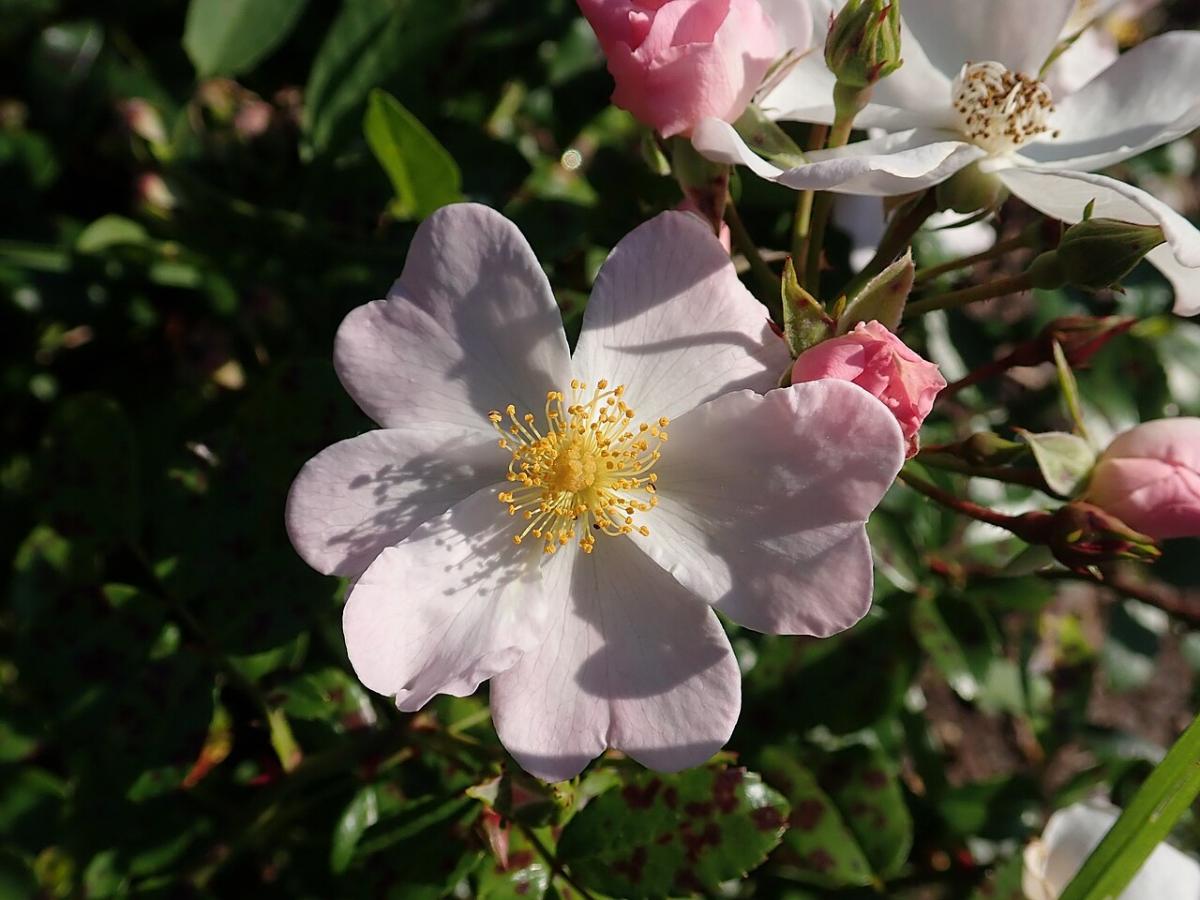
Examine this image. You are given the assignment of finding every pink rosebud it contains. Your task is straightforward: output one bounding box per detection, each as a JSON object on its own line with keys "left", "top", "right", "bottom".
{"left": 1085, "top": 418, "right": 1200, "bottom": 540}
{"left": 577, "top": 0, "right": 780, "bottom": 138}
{"left": 791, "top": 321, "right": 947, "bottom": 458}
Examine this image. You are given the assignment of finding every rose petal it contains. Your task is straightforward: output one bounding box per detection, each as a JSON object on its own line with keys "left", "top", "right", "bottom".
{"left": 693, "top": 121, "right": 984, "bottom": 195}
{"left": 490, "top": 535, "right": 740, "bottom": 782}
{"left": 286, "top": 426, "right": 501, "bottom": 577}
{"left": 1023, "top": 32, "right": 1200, "bottom": 170}
{"left": 638, "top": 381, "right": 905, "bottom": 635}
{"left": 572, "top": 210, "right": 789, "bottom": 420}
{"left": 901, "top": 0, "right": 1076, "bottom": 77}
{"left": 342, "top": 486, "right": 548, "bottom": 711}
{"left": 335, "top": 203, "right": 571, "bottom": 431}
{"left": 1032, "top": 802, "right": 1200, "bottom": 900}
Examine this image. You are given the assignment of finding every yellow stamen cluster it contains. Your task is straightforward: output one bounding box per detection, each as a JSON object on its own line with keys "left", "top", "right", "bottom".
{"left": 488, "top": 379, "right": 666, "bottom": 555}
{"left": 952, "top": 61, "right": 1058, "bottom": 155}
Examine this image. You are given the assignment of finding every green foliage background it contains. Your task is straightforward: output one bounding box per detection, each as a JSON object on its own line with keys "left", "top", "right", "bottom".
{"left": 1, "top": 1, "right": 1199, "bottom": 897}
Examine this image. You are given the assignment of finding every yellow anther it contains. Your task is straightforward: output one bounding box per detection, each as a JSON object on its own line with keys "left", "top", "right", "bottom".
{"left": 487, "top": 378, "right": 664, "bottom": 556}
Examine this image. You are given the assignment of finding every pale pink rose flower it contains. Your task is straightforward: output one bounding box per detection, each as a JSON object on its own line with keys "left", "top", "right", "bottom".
{"left": 1024, "top": 800, "right": 1200, "bottom": 900}
{"left": 1085, "top": 418, "right": 1200, "bottom": 540}
{"left": 577, "top": 0, "right": 783, "bottom": 137}
{"left": 791, "top": 321, "right": 947, "bottom": 458}
{"left": 286, "top": 204, "right": 905, "bottom": 781}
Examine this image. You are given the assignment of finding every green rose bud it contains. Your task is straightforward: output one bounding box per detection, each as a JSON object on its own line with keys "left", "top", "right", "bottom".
{"left": 824, "top": 0, "right": 903, "bottom": 90}
{"left": 1055, "top": 217, "right": 1166, "bottom": 289}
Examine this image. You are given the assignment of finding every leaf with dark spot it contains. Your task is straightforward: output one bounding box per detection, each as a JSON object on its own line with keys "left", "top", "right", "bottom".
{"left": 557, "top": 765, "right": 789, "bottom": 899}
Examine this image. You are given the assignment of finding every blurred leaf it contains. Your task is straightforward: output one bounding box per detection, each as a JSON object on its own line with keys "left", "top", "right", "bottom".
{"left": 74, "top": 215, "right": 150, "bottom": 255}
{"left": 38, "top": 393, "right": 139, "bottom": 547}
{"left": 913, "top": 594, "right": 981, "bottom": 700}
{"left": 1102, "top": 600, "right": 1166, "bottom": 693}
{"left": 363, "top": 89, "right": 461, "bottom": 220}
{"left": 558, "top": 765, "right": 789, "bottom": 899}
{"left": 1052, "top": 340, "right": 1089, "bottom": 440}
{"left": 475, "top": 826, "right": 552, "bottom": 900}
{"left": 759, "top": 749, "right": 873, "bottom": 889}
{"left": 331, "top": 786, "right": 382, "bottom": 874}
{"left": 276, "top": 667, "right": 377, "bottom": 733}
{"left": 183, "top": 0, "right": 309, "bottom": 77}
{"left": 968, "top": 854, "right": 1025, "bottom": 900}
{"left": 746, "top": 608, "right": 919, "bottom": 736}
{"left": 304, "top": 0, "right": 466, "bottom": 155}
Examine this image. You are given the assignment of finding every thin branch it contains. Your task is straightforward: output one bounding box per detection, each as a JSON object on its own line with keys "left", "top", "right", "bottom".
{"left": 905, "top": 272, "right": 1035, "bottom": 317}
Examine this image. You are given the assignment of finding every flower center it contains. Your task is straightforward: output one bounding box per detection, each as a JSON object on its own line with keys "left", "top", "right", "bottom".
{"left": 488, "top": 379, "right": 666, "bottom": 556}
{"left": 951, "top": 61, "right": 1057, "bottom": 155}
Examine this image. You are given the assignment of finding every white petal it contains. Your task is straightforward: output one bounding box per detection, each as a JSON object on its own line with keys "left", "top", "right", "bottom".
{"left": 1043, "top": 25, "right": 1118, "bottom": 98}
{"left": 901, "top": 0, "right": 1076, "bottom": 77}
{"left": 335, "top": 203, "right": 571, "bottom": 431}
{"left": 572, "top": 211, "right": 789, "bottom": 420}
{"left": 833, "top": 195, "right": 887, "bottom": 271}
{"left": 342, "top": 486, "right": 548, "bottom": 711}
{"left": 998, "top": 168, "right": 1200, "bottom": 307}
{"left": 1036, "top": 801, "right": 1200, "bottom": 900}
{"left": 788, "top": 131, "right": 984, "bottom": 195}
{"left": 1147, "top": 245, "right": 1200, "bottom": 317}
{"left": 694, "top": 123, "right": 983, "bottom": 196}
{"left": 490, "top": 536, "right": 740, "bottom": 782}
{"left": 286, "top": 426, "right": 501, "bottom": 577}
{"left": 1024, "top": 33, "right": 1200, "bottom": 170}
{"left": 639, "top": 381, "right": 904, "bottom": 635}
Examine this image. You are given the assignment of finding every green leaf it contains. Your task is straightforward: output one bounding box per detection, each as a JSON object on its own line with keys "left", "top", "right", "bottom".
{"left": 75, "top": 214, "right": 150, "bottom": 254}
{"left": 968, "top": 854, "right": 1026, "bottom": 900}
{"left": 761, "top": 743, "right": 913, "bottom": 888}
{"left": 815, "top": 745, "right": 912, "bottom": 878}
{"left": 38, "top": 393, "right": 140, "bottom": 547}
{"left": 558, "top": 765, "right": 789, "bottom": 899}
{"left": 760, "top": 750, "right": 873, "bottom": 889}
{"left": 363, "top": 89, "right": 462, "bottom": 220}
{"left": 1016, "top": 429, "right": 1096, "bottom": 497}
{"left": 1059, "top": 712, "right": 1200, "bottom": 900}
{"left": 475, "top": 826, "right": 552, "bottom": 900}
{"left": 277, "top": 667, "right": 377, "bottom": 732}
{"left": 183, "top": 0, "right": 309, "bottom": 77}
{"left": 1101, "top": 600, "right": 1165, "bottom": 693}
{"left": 912, "top": 594, "right": 981, "bottom": 701}
{"left": 1052, "top": 340, "right": 1090, "bottom": 441}
{"left": 331, "top": 786, "right": 381, "bottom": 874}
{"left": 304, "top": 0, "right": 466, "bottom": 155}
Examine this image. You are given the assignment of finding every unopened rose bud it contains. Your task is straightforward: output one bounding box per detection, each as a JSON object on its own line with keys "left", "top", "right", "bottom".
{"left": 1028, "top": 218, "right": 1165, "bottom": 290}
{"left": 824, "top": 0, "right": 903, "bottom": 90}
{"left": 1085, "top": 418, "right": 1200, "bottom": 540}
{"left": 135, "top": 172, "right": 178, "bottom": 218}
{"left": 792, "top": 320, "right": 945, "bottom": 457}
{"left": 118, "top": 98, "right": 167, "bottom": 146}
{"left": 1045, "top": 501, "right": 1161, "bottom": 571}
{"left": 234, "top": 100, "right": 273, "bottom": 140}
